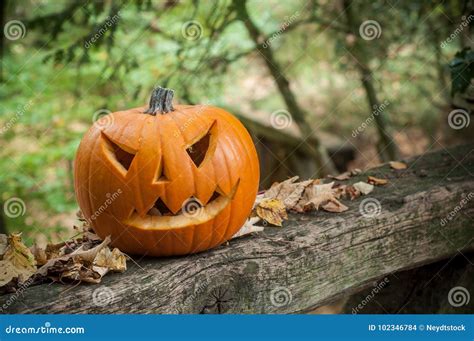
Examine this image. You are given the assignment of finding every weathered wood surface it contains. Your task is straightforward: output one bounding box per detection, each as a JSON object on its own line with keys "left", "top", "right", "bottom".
{"left": 1, "top": 144, "right": 473, "bottom": 314}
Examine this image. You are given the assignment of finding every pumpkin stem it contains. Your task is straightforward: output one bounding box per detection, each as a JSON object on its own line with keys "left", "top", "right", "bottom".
{"left": 144, "top": 86, "right": 175, "bottom": 115}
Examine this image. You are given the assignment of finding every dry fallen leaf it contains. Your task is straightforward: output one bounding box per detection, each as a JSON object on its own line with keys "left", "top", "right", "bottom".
{"left": 344, "top": 185, "right": 361, "bottom": 200}
{"left": 93, "top": 247, "right": 127, "bottom": 273}
{"left": 321, "top": 200, "right": 349, "bottom": 213}
{"left": 0, "top": 234, "right": 37, "bottom": 287}
{"left": 232, "top": 217, "right": 265, "bottom": 238}
{"left": 329, "top": 171, "right": 351, "bottom": 181}
{"left": 299, "top": 182, "right": 337, "bottom": 211}
{"left": 264, "top": 176, "right": 314, "bottom": 210}
{"left": 30, "top": 244, "right": 48, "bottom": 266}
{"left": 353, "top": 181, "right": 374, "bottom": 195}
{"left": 389, "top": 161, "right": 407, "bottom": 170}
{"left": 256, "top": 198, "right": 288, "bottom": 226}
{"left": 367, "top": 176, "right": 388, "bottom": 186}
{"left": 0, "top": 234, "right": 8, "bottom": 256}
{"left": 37, "top": 236, "right": 111, "bottom": 277}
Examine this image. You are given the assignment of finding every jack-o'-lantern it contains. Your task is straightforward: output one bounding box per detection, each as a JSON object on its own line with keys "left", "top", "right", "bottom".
{"left": 74, "top": 87, "right": 259, "bottom": 256}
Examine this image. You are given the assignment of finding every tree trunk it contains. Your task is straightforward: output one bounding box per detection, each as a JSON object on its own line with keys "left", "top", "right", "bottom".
{"left": 2, "top": 144, "right": 473, "bottom": 314}
{"left": 342, "top": 0, "right": 398, "bottom": 162}
{"left": 232, "top": 0, "right": 336, "bottom": 176}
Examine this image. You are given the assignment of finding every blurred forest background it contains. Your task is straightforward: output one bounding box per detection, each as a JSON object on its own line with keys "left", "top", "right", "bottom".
{"left": 1, "top": 0, "right": 473, "bottom": 244}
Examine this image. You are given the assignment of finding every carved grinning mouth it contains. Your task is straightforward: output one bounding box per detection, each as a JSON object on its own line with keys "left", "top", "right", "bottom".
{"left": 124, "top": 181, "right": 239, "bottom": 230}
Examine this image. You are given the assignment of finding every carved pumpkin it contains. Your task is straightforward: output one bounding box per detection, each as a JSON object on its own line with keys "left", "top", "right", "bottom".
{"left": 74, "top": 87, "right": 259, "bottom": 256}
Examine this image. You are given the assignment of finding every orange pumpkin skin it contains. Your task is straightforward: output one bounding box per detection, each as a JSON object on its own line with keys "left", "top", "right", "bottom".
{"left": 74, "top": 90, "right": 259, "bottom": 257}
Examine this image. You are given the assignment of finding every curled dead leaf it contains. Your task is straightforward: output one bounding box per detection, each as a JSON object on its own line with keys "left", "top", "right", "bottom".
{"left": 353, "top": 181, "right": 374, "bottom": 195}
{"left": 232, "top": 217, "right": 265, "bottom": 238}
{"left": 367, "top": 176, "right": 388, "bottom": 186}
{"left": 389, "top": 161, "right": 407, "bottom": 170}
{"left": 0, "top": 233, "right": 37, "bottom": 287}
{"left": 264, "top": 176, "right": 314, "bottom": 210}
{"left": 255, "top": 198, "right": 288, "bottom": 226}
{"left": 329, "top": 171, "right": 351, "bottom": 181}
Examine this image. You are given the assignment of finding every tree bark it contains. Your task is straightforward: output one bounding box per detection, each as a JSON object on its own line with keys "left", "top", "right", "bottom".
{"left": 1, "top": 144, "right": 473, "bottom": 314}
{"left": 232, "top": 0, "right": 336, "bottom": 176}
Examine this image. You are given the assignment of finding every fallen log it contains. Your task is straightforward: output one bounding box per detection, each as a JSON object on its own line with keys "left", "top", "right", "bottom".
{"left": 1, "top": 144, "right": 473, "bottom": 314}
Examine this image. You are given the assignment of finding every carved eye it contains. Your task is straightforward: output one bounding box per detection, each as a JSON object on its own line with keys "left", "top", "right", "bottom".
{"left": 102, "top": 133, "right": 136, "bottom": 173}
{"left": 186, "top": 123, "right": 214, "bottom": 167}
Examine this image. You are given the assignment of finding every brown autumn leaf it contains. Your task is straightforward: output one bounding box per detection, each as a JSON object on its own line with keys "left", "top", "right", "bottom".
{"left": 232, "top": 217, "right": 265, "bottom": 238}
{"left": 0, "top": 234, "right": 7, "bottom": 256}
{"left": 353, "top": 181, "right": 374, "bottom": 195}
{"left": 264, "top": 176, "right": 314, "bottom": 210}
{"left": 321, "top": 200, "right": 349, "bottom": 213}
{"left": 367, "top": 176, "right": 388, "bottom": 186}
{"left": 389, "top": 161, "right": 407, "bottom": 170}
{"left": 343, "top": 185, "right": 360, "bottom": 200}
{"left": 93, "top": 247, "right": 127, "bottom": 273}
{"left": 0, "top": 233, "right": 37, "bottom": 287}
{"left": 299, "top": 182, "right": 337, "bottom": 211}
{"left": 329, "top": 171, "right": 351, "bottom": 181}
{"left": 292, "top": 182, "right": 348, "bottom": 213}
{"left": 255, "top": 198, "right": 288, "bottom": 226}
